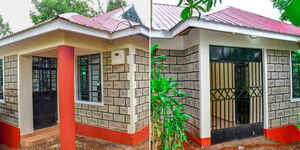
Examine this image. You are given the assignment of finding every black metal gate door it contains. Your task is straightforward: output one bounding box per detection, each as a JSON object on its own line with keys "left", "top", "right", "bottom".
{"left": 210, "top": 46, "right": 264, "bottom": 144}
{"left": 32, "top": 56, "right": 57, "bottom": 130}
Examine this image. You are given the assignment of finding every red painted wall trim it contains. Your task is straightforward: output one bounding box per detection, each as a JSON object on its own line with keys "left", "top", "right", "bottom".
{"left": 0, "top": 121, "right": 20, "bottom": 149}
{"left": 75, "top": 123, "right": 149, "bottom": 145}
{"left": 185, "top": 131, "right": 211, "bottom": 146}
{"left": 264, "top": 123, "right": 300, "bottom": 143}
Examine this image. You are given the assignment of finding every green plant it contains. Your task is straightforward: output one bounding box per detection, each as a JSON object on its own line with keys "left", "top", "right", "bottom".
{"left": 106, "top": 0, "right": 127, "bottom": 12}
{"left": 272, "top": 0, "right": 300, "bottom": 26}
{"left": 0, "top": 14, "right": 12, "bottom": 37}
{"left": 30, "top": 0, "right": 102, "bottom": 24}
{"left": 177, "top": 0, "right": 222, "bottom": 20}
{"left": 151, "top": 44, "right": 189, "bottom": 150}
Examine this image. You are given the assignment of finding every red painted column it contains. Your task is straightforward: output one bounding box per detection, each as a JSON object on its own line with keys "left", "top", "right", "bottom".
{"left": 58, "top": 46, "right": 76, "bottom": 150}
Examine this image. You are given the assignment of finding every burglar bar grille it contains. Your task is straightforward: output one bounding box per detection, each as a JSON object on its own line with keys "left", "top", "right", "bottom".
{"left": 210, "top": 45, "right": 263, "bottom": 144}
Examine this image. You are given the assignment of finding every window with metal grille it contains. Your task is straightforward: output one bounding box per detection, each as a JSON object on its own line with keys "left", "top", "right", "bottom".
{"left": 77, "top": 54, "right": 102, "bottom": 103}
{"left": 0, "top": 59, "right": 3, "bottom": 102}
{"left": 291, "top": 51, "right": 300, "bottom": 100}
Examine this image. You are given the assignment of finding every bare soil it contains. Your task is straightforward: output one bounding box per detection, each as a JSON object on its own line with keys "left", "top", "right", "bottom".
{"left": 2, "top": 136, "right": 300, "bottom": 150}
{"left": 184, "top": 136, "right": 300, "bottom": 150}
{"left": 1, "top": 136, "right": 149, "bottom": 150}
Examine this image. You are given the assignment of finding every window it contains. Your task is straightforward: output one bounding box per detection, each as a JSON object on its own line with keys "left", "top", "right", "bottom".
{"left": 77, "top": 54, "right": 102, "bottom": 103}
{"left": 0, "top": 59, "right": 3, "bottom": 102}
{"left": 291, "top": 51, "right": 300, "bottom": 101}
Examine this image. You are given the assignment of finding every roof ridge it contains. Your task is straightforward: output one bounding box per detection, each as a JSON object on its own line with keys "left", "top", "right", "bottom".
{"left": 153, "top": 2, "right": 185, "bottom": 8}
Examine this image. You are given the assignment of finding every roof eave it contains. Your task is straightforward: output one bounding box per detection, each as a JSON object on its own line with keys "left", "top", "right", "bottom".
{"left": 152, "top": 18, "right": 300, "bottom": 42}
{"left": 0, "top": 18, "right": 149, "bottom": 47}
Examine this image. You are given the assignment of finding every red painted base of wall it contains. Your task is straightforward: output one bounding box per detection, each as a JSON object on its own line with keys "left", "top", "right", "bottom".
{"left": 264, "top": 124, "right": 300, "bottom": 143}
{"left": 0, "top": 121, "right": 20, "bottom": 149}
{"left": 75, "top": 123, "right": 149, "bottom": 146}
{"left": 185, "top": 131, "right": 211, "bottom": 147}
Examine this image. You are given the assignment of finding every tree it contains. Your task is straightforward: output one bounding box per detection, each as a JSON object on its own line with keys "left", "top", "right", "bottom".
{"left": 177, "top": 0, "right": 222, "bottom": 21}
{"left": 106, "top": 0, "right": 127, "bottom": 12}
{"left": 30, "top": 0, "right": 103, "bottom": 24}
{"left": 0, "top": 14, "right": 12, "bottom": 38}
{"left": 272, "top": 0, "right": 300, "bottom": 26}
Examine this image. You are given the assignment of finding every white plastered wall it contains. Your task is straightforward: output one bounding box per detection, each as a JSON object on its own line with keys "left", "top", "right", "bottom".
{"left": 152, "top": 28, "right": 299, "bottom": 139}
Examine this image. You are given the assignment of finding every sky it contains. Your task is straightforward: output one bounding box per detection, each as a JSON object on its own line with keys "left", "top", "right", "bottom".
{"left": 153, "top": 0, "right": 281, "bottom": 20}
{"left": 0, "top": 0, "right": 281, "bottom": 32}
{"left": 0, "top": 0, "right": 133, "bottom": 32}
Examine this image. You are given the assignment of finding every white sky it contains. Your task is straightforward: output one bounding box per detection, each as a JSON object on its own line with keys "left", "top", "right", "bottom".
{"left": 0, "top": 0, "right": 133, "bottom": 32}
{"left": 153, "top": 0, "right": 281, "bottom": 20}
{"left": 0, "top": 0, "right": 280, "bottom": 32}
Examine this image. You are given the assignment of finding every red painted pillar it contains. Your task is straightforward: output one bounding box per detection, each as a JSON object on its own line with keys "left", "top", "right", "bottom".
{"left": 58, "top": 46, "right": 76, "bottom": 150}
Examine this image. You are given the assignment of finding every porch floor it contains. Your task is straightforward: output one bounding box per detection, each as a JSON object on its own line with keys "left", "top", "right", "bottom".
{"left": 21, "top": 125, "right": 60, "bottom": 147}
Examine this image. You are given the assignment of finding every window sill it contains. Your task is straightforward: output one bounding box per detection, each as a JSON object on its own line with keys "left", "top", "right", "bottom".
{"left": 291, "top": 98, "right": 300, "bottom": 102}
{"left": 75, "top": 100, "right": 103, "bottom": 106}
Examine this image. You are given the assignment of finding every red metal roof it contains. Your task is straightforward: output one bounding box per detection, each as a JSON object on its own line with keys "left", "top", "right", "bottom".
{"left": 59, "top": 5, "right": 141, "bottom": 33}
{"left": 152, "top": 3, "right": 300, "bottom": 36}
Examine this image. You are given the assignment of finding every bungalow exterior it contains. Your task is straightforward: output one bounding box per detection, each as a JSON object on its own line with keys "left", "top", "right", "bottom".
{"left": 0, "top": 5, "right": 149, "bottom": 149}
{"left": 152, "top": 3, "right": 300, "bottom": 146}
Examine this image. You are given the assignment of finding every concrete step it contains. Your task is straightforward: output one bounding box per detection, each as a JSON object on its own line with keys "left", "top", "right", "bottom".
{"left": 21, "top": 125, "right": 60, "bottom": 147}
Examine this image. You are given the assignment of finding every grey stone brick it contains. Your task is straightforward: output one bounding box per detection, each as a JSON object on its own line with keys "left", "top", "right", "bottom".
{"left": 275, "top": 110, "right": 284, "bottom": 118}
{"left": 103, "top": 113, "right": 113, "bottom": 121}
{"left": 88, "top": 118, "right": 98, "bottom": 126}
{"left": 113, "top": 114, "right": 125, "bottom": 122}
{"left": 109, "top": 121, "right": 127, "bottom": 132}
{"left": 114, "top": 98, "right": 126, "bottom": 106}
{"left": 93, "top": 112, "right": 102, "bottom": 119}
{"left": 98, "top": 120, "right": 109, "bottom": 128}
{"left": 109, "top": 105, "right": 119, "bottom": 113}
{"left": 113, "top": 65, "right": 125, "bottom": 72}
{"left": 108, "top": 73, "right": 119, "bottom": 80}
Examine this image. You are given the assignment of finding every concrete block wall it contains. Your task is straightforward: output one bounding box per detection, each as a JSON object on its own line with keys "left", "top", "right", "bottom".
{"left": 0, "top": 54, "right": 18, "bottom": 127}
{"left": 156, "top": 45, "right": 200, "bottom": 138}
{"left": 75, "top": 50, "right": 131, "bottom": 132}
{"left": 267, "top": 49, "right": 300, "bottom": 128}
{"left": 134, "top": 49, "right": 149, "bottom": 131}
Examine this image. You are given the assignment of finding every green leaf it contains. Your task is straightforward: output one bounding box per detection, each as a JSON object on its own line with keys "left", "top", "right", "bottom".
{"left": 294, "top": 122, "right": 300, "bottom": 130}
{"left": 206, "top": 0, "right": 213, "bottom": 11}
{"left": 177, "top": 0, "right": 184, "bottom": 6}
{"left": 181, "top": 7, "right": 190, "bottom": 21}
{"left": 193, "top": 0, "right": 203, "bottom": 7}
{"left": 173, "top": 144, "right": 179, "bottom": 149}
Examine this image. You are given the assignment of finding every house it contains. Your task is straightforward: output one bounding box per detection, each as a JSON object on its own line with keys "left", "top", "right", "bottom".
{"left": 152, "top": 3, "right": 300, "bottom": 146}
{"left": 0, "top": 5, "right": 149, "bottom": 149}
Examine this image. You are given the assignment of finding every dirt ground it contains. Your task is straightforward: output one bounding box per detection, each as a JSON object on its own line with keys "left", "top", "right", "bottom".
{"left": 1, "top": 136, "right": 300, "bottom": 150}
{"left": 184, "top": 136, "right": 300, "bottom": 150}
{"left": 1, "top": 136, "right": 149, "bottom": 150}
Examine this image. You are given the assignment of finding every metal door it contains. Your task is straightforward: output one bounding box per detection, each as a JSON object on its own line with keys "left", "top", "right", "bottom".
{"left": 32, "top": 56, "right": 57, "bottom": 130}
{"left": 210, "top": 46, "right": 263, "bottom": 144}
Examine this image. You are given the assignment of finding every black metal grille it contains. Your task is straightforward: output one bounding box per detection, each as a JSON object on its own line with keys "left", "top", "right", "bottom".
{"left": 210, "top": 46, "right": 263, "bottom": 144}
{"left": 291, "top": 51, "right": 300, "bottom": 98}
{"left": 32, "top": 56, "right": 57, "bottom": 130}
{"left": 77, "top": 54, "right": 102, "bottom": 102}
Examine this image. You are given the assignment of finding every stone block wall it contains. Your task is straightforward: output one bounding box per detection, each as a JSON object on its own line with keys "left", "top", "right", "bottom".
{"left": 0, "top": 54, "right": 18, "bottom": 127}
{"left": 267, "top": 49, "right": 300, "bottom": 128}
{"left": 135, "top": 49, "right": 149, "bottom": 131}
{"left": 75, "top": 50, "right": 131, "bottom": 132}
{"left": 156, "top": 45, "right": 200, "bottom": 138}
